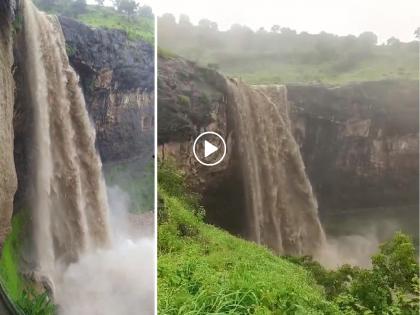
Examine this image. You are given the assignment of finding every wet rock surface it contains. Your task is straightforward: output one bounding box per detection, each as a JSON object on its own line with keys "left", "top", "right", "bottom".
{"left": 0, "top": 0, "right": 18, "bottom": 247}
{"left": 59, "top": 17, "right": 154, "bottom": 162}
{"left": 287, "top": 81, "right": 419, "bottom": 213}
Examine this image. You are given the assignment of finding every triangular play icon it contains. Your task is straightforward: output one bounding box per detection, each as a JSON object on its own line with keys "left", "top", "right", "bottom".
{"left": 204, "top": 140, "right": 218, "bottom": 158}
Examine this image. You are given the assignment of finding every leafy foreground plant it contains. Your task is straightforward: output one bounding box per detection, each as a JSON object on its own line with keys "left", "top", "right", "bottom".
{"left": 18, "top": 289, "right": 55, "bottom": 315}
{"left": 0, "top": 213, "right": 56, "bottom": 315}
{"left": 285, "top": 233, "right": 419, "bottom": 314}
{"left": 158, "top": 162, "right": 419, "bottom": 314}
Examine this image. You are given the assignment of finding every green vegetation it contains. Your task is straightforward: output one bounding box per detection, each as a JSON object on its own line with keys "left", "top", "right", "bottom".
{"left": 0, "top": 214, "right": 25, "bottom": 302}
{"left": 158, "top": 14, "right": 419, "bottom": 84}
{"left": 287, "top": 233, "right": 419, "bottom": 314}
{"left": 65, "top": 43, "right": 76, "bottom": 57}
{"left": 222, "top": 49, "right": 418, "bottom": 85}
{"left": 105, "top": 159, "right": 154, "bottom": 213}
{"left": 158, "top": 162, "right": 420, "bottom": 314}
{"left": 77, "top": 6, "right": 154, "bottom": 44}
{"left": 158, "top": 47, "right": 177, "bottom": 59}
{"left": 177, "top": 95, "right": 191, "bottom": 106}
{"left": 0, "top": 213, "right": 55, "bottom": 315}
{"left": 33, "top": 0, "right": 154, "bottom": 44}
{"left": 158, "top": 162, "right": 339, "bottom": 314}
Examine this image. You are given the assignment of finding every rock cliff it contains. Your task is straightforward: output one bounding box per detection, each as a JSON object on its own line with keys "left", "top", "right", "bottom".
{"left": 287, "top": 81, "right": 419, "bottom": 213}
{"left": 158, "top": 56, "right": 419, "bottom": 235}
{"left": 0, "top": 0, "right": 18, "bottom": 247}
{"left": 59, "top": 17, "right": 154, "bottom": 162}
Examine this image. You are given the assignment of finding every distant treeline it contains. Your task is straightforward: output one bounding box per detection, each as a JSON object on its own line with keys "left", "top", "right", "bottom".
{"left": 33, "top": 0, "right": 154, "bottom": 43}
{"left": 34, "top": 0, "right": 153, "bottom": 19}
{"left": 158, "top": 14, "right": 419, "bottom": 84}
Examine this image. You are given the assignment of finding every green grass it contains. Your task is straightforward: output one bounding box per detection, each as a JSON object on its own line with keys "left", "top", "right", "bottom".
{"left": 158, "top": 163, "right": 340, "bottom": 314}
{"left": 32, "top": 2, "right": 154, "bottom": 44}
{"left": 217, "top": 49, "right": 418, "bottom": 85}
{"left": 0, "top": 214, "right": 24, "bottom": 301}
{"left": 77, "top": 6, "right": 154, "bottom": 44}
{"left": 0, "top": 213, "right": 55, "bottom": 315}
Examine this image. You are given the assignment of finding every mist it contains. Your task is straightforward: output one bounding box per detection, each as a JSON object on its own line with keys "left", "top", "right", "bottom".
{"left": 317, "top": 217, "right": 405, "bottom": 268}
{"left": 54, "top": 185, "right": 155, "bottom": 315}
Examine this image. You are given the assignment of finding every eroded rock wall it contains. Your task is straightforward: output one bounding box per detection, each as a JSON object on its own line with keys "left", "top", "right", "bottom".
{"left": 158, "top": 57, "right": 249, "bottom": 234}
{"left": 0, "top": 0, "right": 18, "bottom": 246}
{"left": 287, "top": 81, "right": 419, "bottom": 213}
{"left": 59, "top": 17, "right": 154, "bottom": 162}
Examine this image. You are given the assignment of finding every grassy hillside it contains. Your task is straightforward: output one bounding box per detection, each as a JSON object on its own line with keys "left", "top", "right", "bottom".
{"left": 33, "top": 2, "right": 154, "bottom": 44}
{"left": 77, "top": 6, "right": 154, "bottom": 44}
{"left": 158, "top": 15, "right": 418, "bottom": 85}
{"left": 158, "top": 163, "right": 339, "bottom": 314}
{"left": 158, "top": 162, "right": 419, "bottom": 314}
{"left": 219, "top": 48, "right": 418, "bottom": 85}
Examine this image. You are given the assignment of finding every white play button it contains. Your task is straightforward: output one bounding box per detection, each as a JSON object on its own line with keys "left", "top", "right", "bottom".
{"left": 204, "top": 140, "right": 218, "bottom": 158}
{"left": 193, "top": 131, "right": 227, "bottom": 166}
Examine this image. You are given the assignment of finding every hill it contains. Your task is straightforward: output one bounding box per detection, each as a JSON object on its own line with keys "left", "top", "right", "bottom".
{"left": 158, "top": 14, "right": 418, "bottom": 84}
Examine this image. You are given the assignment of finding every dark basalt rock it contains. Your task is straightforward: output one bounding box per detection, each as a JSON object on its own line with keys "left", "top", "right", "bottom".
{"left": 59, "top": 16, "right": 154, "bottom": 92}
{"left": 58, "top": 17, "right": 155, "bottom": 162}
{"left": 287, "top": 80, "right": 419, "bottom": 213}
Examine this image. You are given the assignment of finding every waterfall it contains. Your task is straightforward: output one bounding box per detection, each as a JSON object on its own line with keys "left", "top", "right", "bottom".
{"left": 21, "top": 0, "right": 110, "bottom": 283}
{"left": 226, "top": 79, "right": 326, "bottom": 256}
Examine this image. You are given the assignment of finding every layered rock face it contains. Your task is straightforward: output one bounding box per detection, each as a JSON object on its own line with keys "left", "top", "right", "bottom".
{"left": 158, "top": 57, "right": 249, "bottom": 234}
{"left": 158, "top": 56, "right": 419, "bottom": 236}
{"left": 287, "top": 81, "right": 419, "bottom": 213}
{"left": 59, "top": 17, "right": 154, "bottom": 162}
{"left": 0, "top": 0, "right": 18, "bottom": 246}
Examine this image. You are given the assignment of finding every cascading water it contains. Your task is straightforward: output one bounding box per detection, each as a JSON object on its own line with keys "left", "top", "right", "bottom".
{"left": 22, "top": 0, "right": 110, "bottom": 288}
{"left": 226, "top": 79, "right": 326, "bottom": 256}
{"left": 20, "top": 2, "right": 155, "bottom": 314}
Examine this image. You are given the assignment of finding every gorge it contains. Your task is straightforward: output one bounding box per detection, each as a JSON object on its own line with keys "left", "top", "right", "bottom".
{"left": 0, "top": 0, "right": 155, "bottom": 313}
{"left": 158, "top": 55, "right": 419, "bottom": 264}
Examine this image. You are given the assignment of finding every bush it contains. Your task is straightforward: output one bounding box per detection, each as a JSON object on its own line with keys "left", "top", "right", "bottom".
{"left": 289, "top": 232, "right": 420, "bottom": 314}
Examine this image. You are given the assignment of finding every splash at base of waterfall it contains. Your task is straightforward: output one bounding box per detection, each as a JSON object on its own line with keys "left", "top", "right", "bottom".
{"left": 55, "top": 238, "right": 155, "bottom": 315}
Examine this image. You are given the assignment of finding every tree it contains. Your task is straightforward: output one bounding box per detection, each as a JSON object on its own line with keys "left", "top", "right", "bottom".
{"left": 67, "top": 0, "right": 87, "bottom": 17}
{"left": 179, "top": 14, "right": 192, "bottom": 27}
{"left": 160, "top": 13, "right": 175, "bottom": 23}
{"left": 198, "top": 19, "right": 218, "bottom": 31}
{"left": 271, "top": 24, "right": 280, "bottom": 33}
{"left": 387, "top": 36, "right": 401, "bottom": 46}
{"left": 280, "top": 27, "right": 297, "bottom": 36}
{"left": 113, "top": 0, "right": 139, "bottom": 16}
{"left": 358, "top": 31, "right": 378, "bottom": 46}
{"left": 138, "top": 5, "right": 153, "bottom": 18}
{"left": 257, "top": 27, "right": 267, "bottom": 34}
{"left": 414, "top": 27, "right": 420, "bottom": 40}
{"left": 339, "top": 233, "right": 419, "bottom": 314}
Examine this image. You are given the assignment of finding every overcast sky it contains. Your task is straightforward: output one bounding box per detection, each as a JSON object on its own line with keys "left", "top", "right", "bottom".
{"left": 153, "top": 0, "right": 420, "bottom": 43}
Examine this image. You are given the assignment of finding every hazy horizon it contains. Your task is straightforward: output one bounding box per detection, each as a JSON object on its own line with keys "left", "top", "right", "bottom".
{"left": 155, "top": 0, "right": 420, "bottom": 43}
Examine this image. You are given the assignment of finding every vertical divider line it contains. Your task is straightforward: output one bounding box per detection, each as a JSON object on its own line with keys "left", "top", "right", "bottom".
{"left": 153, "top": 9, "right": 158, "bottom": 315}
